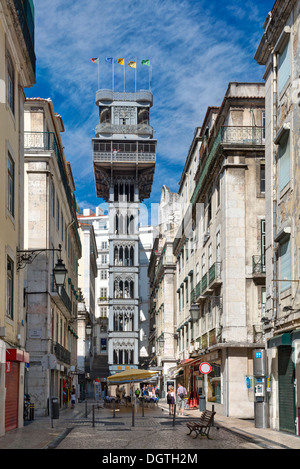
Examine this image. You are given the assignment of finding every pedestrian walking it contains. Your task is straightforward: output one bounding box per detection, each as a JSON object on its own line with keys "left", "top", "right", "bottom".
{"left": 71, "top": 385, "right": 76, "bottom": 409}
{"left": 177, "top": 383, "right": 187, "bottom": 416}
{"left": 167, "top": 385, "right": 175, "bottom": 415}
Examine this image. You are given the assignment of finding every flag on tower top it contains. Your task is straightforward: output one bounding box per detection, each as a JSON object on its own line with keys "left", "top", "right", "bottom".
{"left": 91, "top": 58, "right": 99, "bottom": 64}
{"left": 105, "top": 57, "right": 113, "bottom": 64}
{"left": 141, "top": 59, "right": 150, "bottom": 66}
{"left": 128, "top": 61, "right": 136, "bottom": 68}
{"left": 117, "top": 58, "right": 124, "bottom": 65}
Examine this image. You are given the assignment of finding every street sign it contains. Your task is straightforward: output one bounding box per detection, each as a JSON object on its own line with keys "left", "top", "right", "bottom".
{"left": 199, "top": 362, "right": 211, "bottom": 374}
{"left": 41, "top": 354, "right": 57, "bottom": 370}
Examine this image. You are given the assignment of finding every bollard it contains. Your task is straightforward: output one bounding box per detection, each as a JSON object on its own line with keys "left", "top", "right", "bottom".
{"left": 142, "top": 397, "right": 144, "bottom": 417}
{"left": 85, "top": 400, "right": 88, "bottom": 418}
{"left": 30, "top": 403, "right": 34, "bottom": 421}
{"left": 173, "top": 404, "right": 176, "bottom": 427}
{"left": 132, "top": 404, "right": 135, "bottom": 427}
{"left": 212, "top": 405, "right": 215, "bottom": 427}
{"left": 92, "top": 405, "right": 95, "bottom": 427}
{"left": 113, "top": 399, "right": 116, "bottom": 418}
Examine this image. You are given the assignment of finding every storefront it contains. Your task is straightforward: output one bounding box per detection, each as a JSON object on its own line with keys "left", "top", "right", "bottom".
{"left": 267, "top": 330, "right": 300, "bottom": 435}
{"left": 180, "top": 351, "right": 222, "bottom": 410}
{"left": 5, "top": 348, "right": 29, "bottom": 432}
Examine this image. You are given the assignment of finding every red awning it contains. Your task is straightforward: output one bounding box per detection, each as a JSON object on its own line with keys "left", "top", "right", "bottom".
{"left": 6, "top": 349, "right": 30, "bottom": 363}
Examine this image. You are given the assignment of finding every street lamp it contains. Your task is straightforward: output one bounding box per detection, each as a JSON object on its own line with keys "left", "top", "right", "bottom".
{"left": 190, "top": 303, "right": 200, "bottom": 322}
{"left": 52, "top": 258, "right": 67, "bottom": 289}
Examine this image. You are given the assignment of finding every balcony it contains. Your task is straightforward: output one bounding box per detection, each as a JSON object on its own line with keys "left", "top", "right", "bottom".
{"left": 13, "top": 0, "right": 36, "bottom": 75}
{"left": 24, "top": 132, "right": 81, "bottom": 251}
{"left": 96, "top": 123, "right": 153, "bottom": 137}
{"left": 51, "top": 341, "right": 71, "bottom": 365}
{"left": 92, "top": 140, "right": 156, "bottom": 164}
{"left": 50, "top": 275, "right": 73, "bottom": 317}
{"left": 191, "top": 263, "right": 222, "bottom": 303}
{"left": 208, "top": 262, "right": 222, "bottom": 289}
{"left": 252, "top": 255, "right": 266, "bottom": 284}
{"left": 191, "top": 126, "right": 264, "bottom": 206}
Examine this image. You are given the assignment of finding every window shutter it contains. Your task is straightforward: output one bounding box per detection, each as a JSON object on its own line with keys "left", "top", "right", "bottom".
{"left": 279, "top": 39, "right": 291, "bottom": 92}
{"left": 279, "top": 133, "right": 290, "bottom": 191}
{"left": 280, "top": 237, "right": 291, "bottom": 291}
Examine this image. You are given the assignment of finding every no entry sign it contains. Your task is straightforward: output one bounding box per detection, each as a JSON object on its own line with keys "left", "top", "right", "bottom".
{"left": 199, "top": 362, "right": 211, "bottom": 374}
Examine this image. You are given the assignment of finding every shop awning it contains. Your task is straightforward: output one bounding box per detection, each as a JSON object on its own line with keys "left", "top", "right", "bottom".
{"left": 106, "top": 368, "right": 158, "bottom": 384}
{"left": 6, "top": 348, "right": 30, "bottom": 363}
{"left": 267, "top": 333, "right": 291, "bottom": 349}
{"left": 167, "top": 367, "right": 183, "bottom": 379}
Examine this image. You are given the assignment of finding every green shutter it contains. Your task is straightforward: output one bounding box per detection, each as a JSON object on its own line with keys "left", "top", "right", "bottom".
{"left": 278, "top": 346, "right": 295, "bottom": 434}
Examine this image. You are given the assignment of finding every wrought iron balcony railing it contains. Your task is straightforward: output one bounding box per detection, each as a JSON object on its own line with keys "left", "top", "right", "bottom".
{"left": 51, "top": 341, "right": 71, "bottom": 365}
{"left": 252, "top": 255, "right": 266, "bottom": 274}
{"left": 191, "top": 126, "right": 264, "bottom": 205}
{"left": 24, "top": 132, "right": 81, "bottom": 251}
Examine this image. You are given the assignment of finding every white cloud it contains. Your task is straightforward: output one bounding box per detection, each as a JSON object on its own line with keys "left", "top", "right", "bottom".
{"left": 27, "top": 0, "right": 272, "bottom": 208}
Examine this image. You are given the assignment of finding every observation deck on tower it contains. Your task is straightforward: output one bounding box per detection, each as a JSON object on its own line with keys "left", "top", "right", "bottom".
{"left": 92, "top": 89, "right": 156, "bottom": 202}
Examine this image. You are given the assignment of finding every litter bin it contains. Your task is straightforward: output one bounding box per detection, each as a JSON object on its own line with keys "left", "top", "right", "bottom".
{"left": 51, "top": 397, "right": 59, "bottom": 419}
{"left": 199, "top": 395, "right": 206, "bottom": 412}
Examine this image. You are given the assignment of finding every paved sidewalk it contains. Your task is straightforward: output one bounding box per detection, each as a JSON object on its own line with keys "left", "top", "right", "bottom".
{"left": 158, "top": 399, "right": 300, "bottom": 450}
{"left": 0, "top": 399, "right": 299, "bottom": 450}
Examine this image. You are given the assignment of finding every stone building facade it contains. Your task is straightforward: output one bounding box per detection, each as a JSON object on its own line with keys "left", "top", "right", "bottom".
{"left": 174, "top": 83, "right": 266, "bottom": 418}
{"left": 23, "top": 98, "right": 81, "bottom": 416}
{"left": 255, "top": 0, "right": 300, "bottom": 435}
{"left": 0, "top": 0, "right": 35, "bottom": 435}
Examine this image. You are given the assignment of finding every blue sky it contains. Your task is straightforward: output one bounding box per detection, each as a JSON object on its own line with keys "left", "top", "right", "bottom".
{"left": 26, "top": 0, "right": 274, "bottom": 222}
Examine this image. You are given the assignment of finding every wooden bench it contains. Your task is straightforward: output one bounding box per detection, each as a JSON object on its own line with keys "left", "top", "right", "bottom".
{"left": 186, "top": 410, "right": 216, "bottom": 439}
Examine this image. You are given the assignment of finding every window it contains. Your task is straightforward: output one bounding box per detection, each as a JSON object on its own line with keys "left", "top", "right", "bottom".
{"left": 216, "top": 231, "right": 221, "bottom": 262}
{"left": 279, "top": 132, "right": 290, "bottom": 191}
{"left": 279, "top": 237, "right": 291, "bottom": 292}
{"left": 56, "top": 197, "right": 60, "bottom": 230}
{"left": 7, "top": 152, "right": 15, "bottom": 217}
{"left": 278, "top": 39, "right": 291, "bottom": 93}
{"left": 61, "top": 212, "right": 64, "bottom": 241}
{"left": 51, "top": 181, "right": 55, "bottom": 218}
{"left": 102, "top": 241, "right": 107, "bottom": 249}
{"left": 7, "top": 256, "right": 14, "bottom": 319}
{"left": 260, "top": 164, "right": 265, "bottom": 193}
{"left": 261, "top": 111, "right": 266, "bottom": 140}
{"left": 100, "top": 288, "right": 107, "bottom": 299}
{"left": 101, "top": 270, "right": 107, "bottom": 280}
{"left": 6, "top": 52, "right": 15, "bottom": 114}
{"left": 101, "top": 254, "right": 107, "bottom": 265}
{"left": 261, "top": 220, "right": 266, "bottom": 266}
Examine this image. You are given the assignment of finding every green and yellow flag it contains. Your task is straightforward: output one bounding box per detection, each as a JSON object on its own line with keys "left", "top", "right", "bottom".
{"left": 117, "top": 58, "right": 124, "bottom": 65}
{"left": 128, "top": 61, "right": 136, "bottom": 68}
{"left": 141, "top": 59, "right": 150, "bottom": 66}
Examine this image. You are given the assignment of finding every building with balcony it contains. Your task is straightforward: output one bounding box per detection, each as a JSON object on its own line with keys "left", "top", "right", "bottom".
{"left": 173, "top": 83, "right": 266, "bottom": 418}
{"left": 255, "top": 0, "right": 300, "bottom": 436}
{"left": 148, "top": 185, "right": 181, "bottom": 396}
{"left": 92, "top": 89, "right": 156, "bottom": 375}
{"left": 77, "top": 216, "right": 98, "bottom": 398}
{"left": 77, "top": 207, "right": 110, "bottom": 389}
{"left": 0, "top": 0, "right": 36, "bottom": 435}
{"left": 23, "top": 98, "right": 81, "bottom": 416}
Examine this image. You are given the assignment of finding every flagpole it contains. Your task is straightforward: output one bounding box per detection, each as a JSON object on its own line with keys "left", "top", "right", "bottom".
{"left": 112, "top": 58, "right": 114, "bottom": 91}
{"left": 98, "top": 60, "right": 100, "bottom": 90}
{"left": 135, "top": 57, "right": 137, "bottom": 93}
{"left": 124, "top": 57, "right": 126, "bottom": 92}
